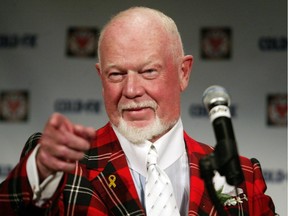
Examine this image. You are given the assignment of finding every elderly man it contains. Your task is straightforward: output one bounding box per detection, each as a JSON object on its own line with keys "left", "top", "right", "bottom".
{"left": 0, "top": 6, "right": 276, "bottom": 216}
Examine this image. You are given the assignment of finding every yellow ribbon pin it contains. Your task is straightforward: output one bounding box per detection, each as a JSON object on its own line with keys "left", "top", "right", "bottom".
{"left": 108, "top": 175, "right": 116, "bottom": 188}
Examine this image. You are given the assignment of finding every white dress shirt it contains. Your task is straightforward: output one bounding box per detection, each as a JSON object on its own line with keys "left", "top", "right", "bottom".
{"left": 112, "top": 119, "right": 190, "bottom": 215}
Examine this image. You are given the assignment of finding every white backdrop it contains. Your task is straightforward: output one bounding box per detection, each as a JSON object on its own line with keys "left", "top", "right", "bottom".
{"left": 0, "top": 1, "right": 287, "bottom": 215}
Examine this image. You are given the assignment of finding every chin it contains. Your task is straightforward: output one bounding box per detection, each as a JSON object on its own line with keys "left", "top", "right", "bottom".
{"left": 116, "top": 116, "right": 175, "bottom": 144}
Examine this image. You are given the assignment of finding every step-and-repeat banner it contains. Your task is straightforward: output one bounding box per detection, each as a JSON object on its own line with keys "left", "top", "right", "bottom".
{"left": 0, "top": 1, "right": 287, "bottom": 214}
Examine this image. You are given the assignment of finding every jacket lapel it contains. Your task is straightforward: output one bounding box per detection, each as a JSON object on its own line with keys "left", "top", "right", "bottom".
{"left": 184, "top": 132, "right": 216, "bottom": 215}
{"left": 86, "top": 124, "right": 145, "bottom": 216}
{"left": 185, "top": 132, "right": 250, "bottom": 215}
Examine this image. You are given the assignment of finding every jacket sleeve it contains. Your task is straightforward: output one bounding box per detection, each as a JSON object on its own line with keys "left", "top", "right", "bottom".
{"left": 247, "top": 158, "right": 277, "bottom": 216}
{"left": 0, "top": 133, "right": 66, "bottom": 215}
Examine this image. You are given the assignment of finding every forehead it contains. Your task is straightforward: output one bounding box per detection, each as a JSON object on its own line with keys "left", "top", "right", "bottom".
{"left": 104, "top": 9, "right": 168, "bottom": 36}
{"left": 99, "top": 18, "right": 172, "bottom": 62}
{"left": 102, "top": 11, "right": 172, "bottom": 47}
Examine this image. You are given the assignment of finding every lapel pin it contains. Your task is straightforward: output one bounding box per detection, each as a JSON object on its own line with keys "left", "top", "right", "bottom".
{"left": 108, "top": 174, "right": 116, "bottom": 188}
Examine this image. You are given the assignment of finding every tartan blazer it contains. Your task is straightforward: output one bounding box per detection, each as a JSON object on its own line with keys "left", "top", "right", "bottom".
{"left": 0, "top": 123, "right": 276, "bottom": 216}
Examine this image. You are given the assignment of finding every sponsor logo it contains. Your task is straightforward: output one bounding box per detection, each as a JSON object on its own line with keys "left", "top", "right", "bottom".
{"left": 267, "top": 94, "right": 287, "bottom": 126}
{"left": 201, "top": 27, "right": 232, "bottom": 60}
{"left": 66, "top": 27, "right": 99, "bottom": 58}
{"left": 259, "top": 36, "right": 287, "bottom": 51}
{"left": 189, "top": 104, "right": 237, "bottom": 117}
{"left": 0, "top": 34, "right": 37, "bottom": 48}
{"left": 0, "top": 90, "right": 29, "bottom": 122}
{"left": 263, "top": 169, "right": 287, "bottom": 183}
{"left": 54, "top": 99, "right": 101, "bottom": 113}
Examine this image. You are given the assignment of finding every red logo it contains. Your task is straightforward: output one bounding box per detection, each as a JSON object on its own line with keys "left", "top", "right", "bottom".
{"left": 267, "top": 94, "right": 287, "bottom": 126}
{"left": 201, "top": 27, "right": 232, "bottom": 60}
{"left": 66, "top": 27, "right": 99, "bottom": 58}
{"left": 0, "top": 90, "right": 29, "bottom": 122}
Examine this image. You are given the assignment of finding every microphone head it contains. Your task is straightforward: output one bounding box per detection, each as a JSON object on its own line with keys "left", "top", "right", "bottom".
{"left": 202, "top": 85, "right": 231, "bottom": 111}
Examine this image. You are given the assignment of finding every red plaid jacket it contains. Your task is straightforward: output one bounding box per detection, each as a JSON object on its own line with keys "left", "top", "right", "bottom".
{"left": 0, "top": 123, "right": 276, "bottom": 215}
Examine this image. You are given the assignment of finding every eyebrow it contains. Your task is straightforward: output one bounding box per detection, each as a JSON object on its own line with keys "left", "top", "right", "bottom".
{"left": 107, "top": 59, "right": 162, "bottom": 68}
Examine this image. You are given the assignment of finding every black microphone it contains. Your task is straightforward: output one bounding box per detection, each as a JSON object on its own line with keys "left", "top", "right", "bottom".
{"left": 202, "top": 85, "right": 244, "bottom": 186}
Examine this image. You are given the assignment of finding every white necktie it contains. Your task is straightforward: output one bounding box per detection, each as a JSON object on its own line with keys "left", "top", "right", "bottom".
{"left": 145, "top": 145, "right": 180, "bottom": 216}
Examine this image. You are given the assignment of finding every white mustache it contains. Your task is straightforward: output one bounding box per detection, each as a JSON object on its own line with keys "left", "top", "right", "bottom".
{"left": 118, "top": 101, "right": 157, "bottom": 112}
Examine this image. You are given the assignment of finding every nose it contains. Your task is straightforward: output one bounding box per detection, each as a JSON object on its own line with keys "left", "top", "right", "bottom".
{"left": 122, "top": 72, "right": 145, "bottom": 99}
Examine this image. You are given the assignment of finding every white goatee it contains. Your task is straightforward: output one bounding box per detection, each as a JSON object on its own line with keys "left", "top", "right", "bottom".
{"left": 117, "top": 101, "right": 174, "bottom": 144}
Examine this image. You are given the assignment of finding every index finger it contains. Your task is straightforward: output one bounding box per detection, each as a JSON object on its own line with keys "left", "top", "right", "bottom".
{"left": 74, "top": 124, "right": 96, "bottom": 141}
{"left": 49, "top": 113, "right": 74, "bottom": 132}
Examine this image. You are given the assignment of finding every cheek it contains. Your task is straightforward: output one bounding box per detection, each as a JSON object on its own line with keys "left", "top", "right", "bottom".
{"left": 102, "top": 83, "right": 121, "bottom": 110}
{"left": 153, "top": 82, "right": 181, "bottom": 108}
{"left": 160, "top": 73, "right": 181, "bottom": 99}
{"left": 153, "top": 77, "right": 181, "bottom": 115}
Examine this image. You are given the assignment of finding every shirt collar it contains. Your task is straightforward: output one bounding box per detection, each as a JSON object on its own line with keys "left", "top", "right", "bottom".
{"left": 112, "top": 119, "right": 185, "bottom": 177}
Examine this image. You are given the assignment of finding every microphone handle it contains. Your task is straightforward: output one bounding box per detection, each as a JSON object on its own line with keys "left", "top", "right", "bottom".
{"left": 212, "top": 116, "right": 244, "bottom": 186}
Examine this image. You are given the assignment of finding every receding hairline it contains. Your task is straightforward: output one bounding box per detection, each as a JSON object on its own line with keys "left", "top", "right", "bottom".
{"left": 97, "top": 6, "right": 184, "bottom": 61}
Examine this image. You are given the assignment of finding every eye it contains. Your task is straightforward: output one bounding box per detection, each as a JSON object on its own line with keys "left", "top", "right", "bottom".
{"left": 140, "top": 69, "right": 159, "bottom": 79}
{"left": 108, "top": 71, "right": 126, "bottom": 82}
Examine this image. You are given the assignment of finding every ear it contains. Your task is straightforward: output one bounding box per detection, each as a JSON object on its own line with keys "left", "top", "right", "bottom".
{"left": 95, "top": 63, "right": 102, "bottom": 77}
{"left": 179, "top": 55, "right": 193, "bottom": 91}
{"left": 95, "top": 63, "right": 105, "bottom": 94}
